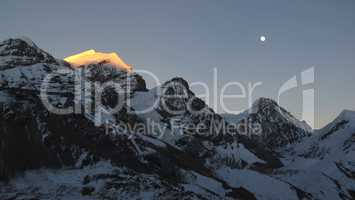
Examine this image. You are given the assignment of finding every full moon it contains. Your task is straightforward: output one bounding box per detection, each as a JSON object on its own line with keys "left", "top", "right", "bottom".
{"left": 260, "top": 35, "right": 266, "bottom": 42}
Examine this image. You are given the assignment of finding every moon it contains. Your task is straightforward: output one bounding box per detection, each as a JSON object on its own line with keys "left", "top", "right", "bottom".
{"left": 260, "top": 35, "right": 266, "bottom": 42}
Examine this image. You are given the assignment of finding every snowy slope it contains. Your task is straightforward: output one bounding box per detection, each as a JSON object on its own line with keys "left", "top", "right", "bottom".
{"left": 275, "top": 110, "right": 355, "bottom": 200}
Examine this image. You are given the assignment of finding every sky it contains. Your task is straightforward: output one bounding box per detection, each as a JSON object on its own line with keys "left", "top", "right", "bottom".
{"left": 1, "top": 0, "right": 355, "bottom": 128}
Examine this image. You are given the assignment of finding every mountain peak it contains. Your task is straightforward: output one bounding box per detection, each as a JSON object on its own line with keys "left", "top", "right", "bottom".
{"left": 0, "top": 37, "right": 57, "bottom": 69}
{"left": 340, "top": 109, "right": 355, "bottom": 118}
{"left": 162, "top": 77, "right": 190, "bottom": 89}
{"left": 0, "top": 37, "right": 39, "bottom": 53}
{"left": 252, "top": 97, "right": 277, "bottom": 105}
{"left": 253, "top": 97, "right": 312, "bottom": 131}
{"left": 64, "top": 49, "right": 133, "bottom": 72}
{"left": 1, "top": 37, "right": 35, "bottom": 46}
{"left": 250, "top": 97, "right": 283, "bottom": 114}
{"left": 18, "top": 36, "right": 37, "bottom": 47}
{"left": 338, "top": 109, "right": 355, "bottom": 120}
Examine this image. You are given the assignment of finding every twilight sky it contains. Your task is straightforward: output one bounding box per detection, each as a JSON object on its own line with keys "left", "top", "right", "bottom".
{"left": 1, "top": 0, "right": 355, "bottom": 128}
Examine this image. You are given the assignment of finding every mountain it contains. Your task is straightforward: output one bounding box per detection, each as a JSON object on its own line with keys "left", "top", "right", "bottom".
{"left": 0, "top": 37, "right": 58, "bottom": 70}
{"left": 274, "top": 110, "right": 355, "bottom": 200}
{"left": 223, "top": 102, "right": 355, "bottom": 199}
{"left": 223, "top": 98, "right": 312, "bottom": 151}
{"left": 130, "top": 78, "right": 284, "bottom": 171}
{"left": 0, "top": 38, "right": 265, "bottom": 200}
{"left": 288, "top": 109, "right": 355, "bottom": 159}
{"left": 0, "top": 37, "right": 354, "bottom": 200}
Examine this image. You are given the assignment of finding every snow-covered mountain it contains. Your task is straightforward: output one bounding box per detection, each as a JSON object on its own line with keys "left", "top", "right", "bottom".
{"left": 274, "top": 110, "right": 355, "bottom": 200}
{"left": 222, "top": 98, "right": 312, "bottom": 151}
{"left": 0, "top": 37, "right": 58, "bottom": 70}
{"left": 0, "top": 37, "right": 354, "bottom": 200}
{"left": 222, "top": 99, "right": 355, "bottom": 199}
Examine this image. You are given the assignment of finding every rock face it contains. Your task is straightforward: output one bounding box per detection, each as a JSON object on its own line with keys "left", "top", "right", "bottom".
{"left": 0, "top": 37, "right": 58, "bottom": 70}
{"left": 0, "top": 37, "right": 354, "bottom": 200}
{"left": 230, "top": 98, "right": 312, "bottom": 151}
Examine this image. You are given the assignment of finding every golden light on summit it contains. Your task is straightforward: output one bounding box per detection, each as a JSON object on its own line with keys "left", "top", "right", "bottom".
{"left": 64, "top": 49, "right": 133, "bottom": 72}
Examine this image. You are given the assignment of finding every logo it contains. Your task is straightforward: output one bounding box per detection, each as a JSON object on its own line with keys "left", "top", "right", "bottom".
{"left": 277, "top": 67, "right": 315, "bottom": 129}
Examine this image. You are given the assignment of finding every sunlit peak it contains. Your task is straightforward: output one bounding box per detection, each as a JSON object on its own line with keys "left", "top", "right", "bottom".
{"left": 64, "top": 49, "right": 132, "bottom": 72}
